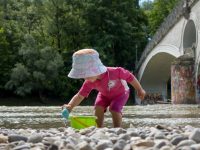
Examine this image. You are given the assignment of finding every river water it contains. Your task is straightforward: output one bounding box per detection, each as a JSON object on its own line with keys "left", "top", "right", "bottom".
{"left": 0, "top": 104, "right": 200, "bottom": 129}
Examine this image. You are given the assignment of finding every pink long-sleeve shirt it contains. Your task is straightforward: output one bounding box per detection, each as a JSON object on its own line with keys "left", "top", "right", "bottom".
{"left": 78, "top": 67, "right": 135, "bottom": 99}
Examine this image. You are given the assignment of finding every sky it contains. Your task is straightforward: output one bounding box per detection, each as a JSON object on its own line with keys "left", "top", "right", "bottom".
{"left": 139, "top": 0, "right": 153, "bottom": 5}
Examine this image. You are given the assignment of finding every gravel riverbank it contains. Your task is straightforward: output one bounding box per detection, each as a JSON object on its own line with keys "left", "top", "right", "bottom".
{"left": 1, "top": 125, "right": 200, "bottom": 150}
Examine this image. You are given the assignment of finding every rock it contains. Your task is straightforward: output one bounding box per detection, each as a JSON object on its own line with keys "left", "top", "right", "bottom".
{"left": 42, "top": 136, "right": 61, "bottom": 145}
{"left": 171, "top": 135, "right": 187, "bottom": 145}
{"left": 177, "top": 146, "right": 193, "bottom": 150}
{"left": 77, "top": 141, "right": 93, "bottom": 150}
{"left": 17, "top": 129, "right": 32, "bottom": 137}
{"left": 48, "top": 144, "right": 59, "bottom": 150}
{"left": 57, "top": 127, "right": 65, "bottom": 132}
{"left": 130, "top": 136, "right": 141, "bottom": 142}
{"left": 139, "top": 132, "right": 146, "bottom": 139}
{"left": 12, "top": 143, "right": 30, "bottom": 150}
{"left": 191, "top": 144, "right": 200, "bottom": 149}
{"left": 132, "top": 139, "right": 155, "bottom": 150}
{"left": 110, "top": 136, "right": 118, "bottom": 144}
{"left": 176, "top": 139, "right": 196, "bottom": 148}
{"left": 90, "top": 131, "right": 109, "bottom": 140}
{"left": 114, "top": 128, "right": 126, "bottom": 135}
{"left": 31, "top": 143, "right": 46, "bottom": 150}
{"left": 123, "top": 144, "right": 131, "bottom": 150}
{"left": 155, "top": 124, "right": 172, "bottom": 131}
{"left": 28, "top": 134, "right": 43, "bottom": 143}
{"left": 0, "top": 144, "right": 9, "bottom": 150}
{"left": 118, "top": 133, "right": 130, "bottom": 141}
{"left": 8, "top": 134, "right": 28, "bottom": 142}
{"left": 79, "top": 127, "right": 95, "bottom": 135}
{"left": 154, "top": 140, "right": 169, "bottom": 149}
{"left": 66, "top": 136, "right": 79, "bottom": 146}
{"left": 154, "top": 131, "right": 166, "bottom": 139}
{"left": 95, "top": 140, "right": 113, "bottom": 150}
{"left": 29, "top": 147, "right": 43, "bottom": 150}
{"left": 160, "top": 145, "right": 173, "bottom": 150}
{"left": 189, "top": 128, "right": 200, "bottom": 143}
{"left": 135, "top": 140, "right": 155, "bottom": 147}
{"left": 113, "top": 139, "right": 126, "bottom": 150}
{"left": 127, "top": 131, "right": 139, "bottom": 137}
{"left": 80, "top": 135, "right": 91, "bottom": 143}
{"left": 185, "top": 125, "right": 195, "bottom": 132}
{"left": 63, "top": 143, "right": 76, "bottom": 150}
{"left": 0, "top": 134, "right": 8, "bottom": 143}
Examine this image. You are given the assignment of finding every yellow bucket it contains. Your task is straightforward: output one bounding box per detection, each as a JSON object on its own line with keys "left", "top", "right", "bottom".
{"left": 69, "top": 116, "right": 97, "bottom": 129}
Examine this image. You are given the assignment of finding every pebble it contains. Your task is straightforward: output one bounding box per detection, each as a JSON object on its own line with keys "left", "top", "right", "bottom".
{"left": 0, "top": 125, "right": 200, "bottom": 150}
{"left": 8, "top": 134, "right": 28, "bottom": 142}
{"left": 28, "top": 134, "right": 43, "bottom": 143}
{"left": 189, "top": 128, "right": 200, "bottom": 143}
{"left": 0, "top": 134, "right": 8, "bottom": 143}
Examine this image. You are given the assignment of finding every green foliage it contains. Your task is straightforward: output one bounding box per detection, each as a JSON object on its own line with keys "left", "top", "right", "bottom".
{"left": 84, "top": 0, "right": 148, "bottom": 69}
{"left": 44, "top": 0, "right": 87, "bottom": 50}
{"left": 0, "top": 0, "right": 26, "bottom": 91}
{"left": 0, "top": 27, "right": 10, "bottom": 89}
{"left": 0, "top": 0, "right": 161, "bottom": 102}
{"left": 6, "top": 63, "right": 32, "bottom": 95}
{"left": 6, "top": 34, "right": 64, "bottom": 96}
{"left": 142, "top": 0, "right": 180, "bottom": 36}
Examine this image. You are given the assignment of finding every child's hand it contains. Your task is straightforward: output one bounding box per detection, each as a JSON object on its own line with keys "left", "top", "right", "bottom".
{"left": 62, "top": 104, "right": 72, "bottom": 112}
{"left": 137, "top": 88, "right": 146, "bottom": 100}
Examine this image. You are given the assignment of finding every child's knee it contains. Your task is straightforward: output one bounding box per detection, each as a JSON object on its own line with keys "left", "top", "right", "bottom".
{"left": 109, "top": 107, "right": 122, "bottom": 114}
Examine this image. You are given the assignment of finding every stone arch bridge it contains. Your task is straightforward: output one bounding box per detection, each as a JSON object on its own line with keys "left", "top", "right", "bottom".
{"left": 136, "top": 0, "right": 200, "bottom": 104}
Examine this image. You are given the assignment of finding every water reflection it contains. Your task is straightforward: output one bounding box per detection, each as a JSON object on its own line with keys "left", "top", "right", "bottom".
{"left": 0, "top": 105, "right": 200, "bottom": 129}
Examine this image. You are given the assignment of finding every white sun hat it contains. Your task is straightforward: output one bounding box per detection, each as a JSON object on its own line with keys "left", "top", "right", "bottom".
{"left": 68, "top": 49, "right": 107, "bottom": 79}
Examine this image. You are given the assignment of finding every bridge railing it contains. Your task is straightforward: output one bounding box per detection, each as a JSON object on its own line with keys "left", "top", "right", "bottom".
{"left": 136, "top": 0, "right": 198, "bottom": 72}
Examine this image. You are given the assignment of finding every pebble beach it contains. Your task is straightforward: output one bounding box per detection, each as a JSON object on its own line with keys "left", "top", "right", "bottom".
{"left": 1, "top": 125, "right": 200, "bottom": 150}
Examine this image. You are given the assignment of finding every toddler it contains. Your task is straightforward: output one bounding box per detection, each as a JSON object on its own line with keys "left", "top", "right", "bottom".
{"left": 63, "top": 49, "right": 145, "bottom": 127}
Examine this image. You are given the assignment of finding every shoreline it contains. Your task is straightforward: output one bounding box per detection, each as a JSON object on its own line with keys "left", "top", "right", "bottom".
{"left": 0, "top": 97, "right": 64, "bottom": 106}
{"left": 0, "top": 125, "right": 200, "bottom": 150}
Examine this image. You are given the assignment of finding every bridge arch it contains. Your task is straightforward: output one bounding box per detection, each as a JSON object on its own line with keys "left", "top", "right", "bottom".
{"left": 183, "top": 19, "right": 197, "bottom": 52}
{"left": 137, "top": 45, "right": 182, "bottom": 102}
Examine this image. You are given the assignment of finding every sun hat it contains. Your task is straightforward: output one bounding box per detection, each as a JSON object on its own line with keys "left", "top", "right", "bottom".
{"left": 68, "top": 49, "right": 107, "bottom": 79}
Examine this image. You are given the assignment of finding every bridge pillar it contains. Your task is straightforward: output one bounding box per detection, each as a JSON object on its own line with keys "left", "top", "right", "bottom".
{"left": 171, "top": 55, "right": 195, "bottom": 104}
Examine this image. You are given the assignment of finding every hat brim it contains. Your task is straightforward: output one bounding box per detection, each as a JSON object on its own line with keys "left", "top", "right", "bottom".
{"left": 68, "top": 66, "right": 107, "bottom": 79}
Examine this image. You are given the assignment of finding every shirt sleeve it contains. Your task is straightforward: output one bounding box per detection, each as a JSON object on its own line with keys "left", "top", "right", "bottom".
{"left": 78, "top": 81, "right": 93, "bottom": 98}
{"left": 117, "top": 67, "right": 135, "bottom": 83}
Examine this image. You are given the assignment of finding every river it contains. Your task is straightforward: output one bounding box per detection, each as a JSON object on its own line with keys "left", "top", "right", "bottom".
{"left": 0, "top": 104, "right": 200, "bottom": 129}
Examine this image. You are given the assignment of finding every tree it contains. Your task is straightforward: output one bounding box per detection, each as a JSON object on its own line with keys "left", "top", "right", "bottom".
{"left": 144, "top": 0, "right": 180, "bottom": 36}
{"left": 0, "top": 0, "right": 151, "bottom": 102}
{"left": 0, "top": 0, "right": 22, "bottom": 94}
{"left": 44, "top": 0, "right": 87, "bottom": 51}
{"left": 5, "top": 34, "right": 64, "bottom": 97}
{"left": 0, "top": 28, "right": 9, "bottom": 90}
{"left": 83, "top": 0, "right": 148, "bottom": 70}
